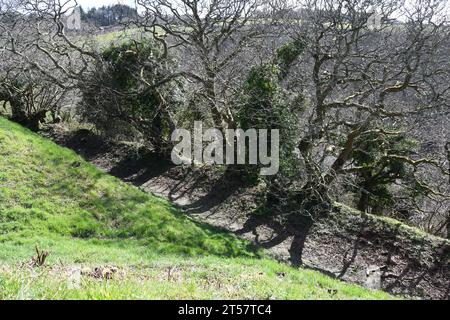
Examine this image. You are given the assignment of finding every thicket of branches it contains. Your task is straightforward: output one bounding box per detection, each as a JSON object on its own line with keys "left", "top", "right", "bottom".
{"left": 0, "top": 0, "right": 449, "bottom": 238}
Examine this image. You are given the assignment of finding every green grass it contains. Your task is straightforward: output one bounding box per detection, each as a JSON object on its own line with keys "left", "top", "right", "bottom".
{"left": 0, "top": 256, "right": 391, "bottom": 300}
{"left": 0, "top": 117, "right": 393, "bottom": 299}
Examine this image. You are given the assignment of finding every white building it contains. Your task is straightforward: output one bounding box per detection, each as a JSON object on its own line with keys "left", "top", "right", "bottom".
{"left": 65, "top": 6, "right": 82, "bottom": 31}
{"left": 368, "top": 11, "right": 382, "bottom": 30}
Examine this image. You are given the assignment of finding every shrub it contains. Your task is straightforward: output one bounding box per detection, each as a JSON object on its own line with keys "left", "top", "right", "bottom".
{"left": 79, "top": 39, "right": 183, "bottom": 155}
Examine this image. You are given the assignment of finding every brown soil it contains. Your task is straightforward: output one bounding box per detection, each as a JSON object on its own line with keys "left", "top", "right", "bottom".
{"left": 43, "top": 125, "right": 450, "bottom": 300}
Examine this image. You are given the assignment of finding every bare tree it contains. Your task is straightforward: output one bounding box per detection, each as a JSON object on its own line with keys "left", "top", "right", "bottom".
{"left": 136, "top": 0, "right": 284, "bottom": 128}
{"left": 0, "top": 0, "right": 98, "bottom": 128}
{"left": 273, "top": 0, "right": 450, "bottom": 223}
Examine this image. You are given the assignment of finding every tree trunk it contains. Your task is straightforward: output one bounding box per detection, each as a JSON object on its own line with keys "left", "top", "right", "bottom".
{"left": 357, "top": 190, "right": 370, "bottom": 213}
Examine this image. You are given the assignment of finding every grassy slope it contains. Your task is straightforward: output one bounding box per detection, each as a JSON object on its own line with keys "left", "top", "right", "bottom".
{"left": 0, "top": 118, "right": 391, "bottom": 299}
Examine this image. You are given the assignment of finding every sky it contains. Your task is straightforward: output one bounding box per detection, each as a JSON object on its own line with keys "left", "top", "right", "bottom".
{"left": 75, "top": 0, "right": 137, "bottom": 10}
{"left": 71, "top": 0, "right": 450, "bottom": 19}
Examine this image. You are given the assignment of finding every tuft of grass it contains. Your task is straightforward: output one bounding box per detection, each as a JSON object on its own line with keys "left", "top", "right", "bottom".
{"left": 0, "top": 117, "right": 393, "bottom": 299}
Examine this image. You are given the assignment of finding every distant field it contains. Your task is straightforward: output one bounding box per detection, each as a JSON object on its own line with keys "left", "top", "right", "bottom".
{"left": 0, "top": 117, "right": 392, "bottom": 299}
{"left": 91, "top": 27, "right": 164, "bottom": 46}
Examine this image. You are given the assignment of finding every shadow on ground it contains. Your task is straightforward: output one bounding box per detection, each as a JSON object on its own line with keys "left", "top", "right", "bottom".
{"left": 46, "top": 126, "right": 450, "bottom": 299}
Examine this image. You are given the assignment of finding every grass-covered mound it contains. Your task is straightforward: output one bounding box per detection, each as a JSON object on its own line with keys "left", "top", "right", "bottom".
{"left": 0, "top": 117, "right": 391, "bottom": 299}
{"left": 0, "top": 118, "right": 254, "bottom": 257}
